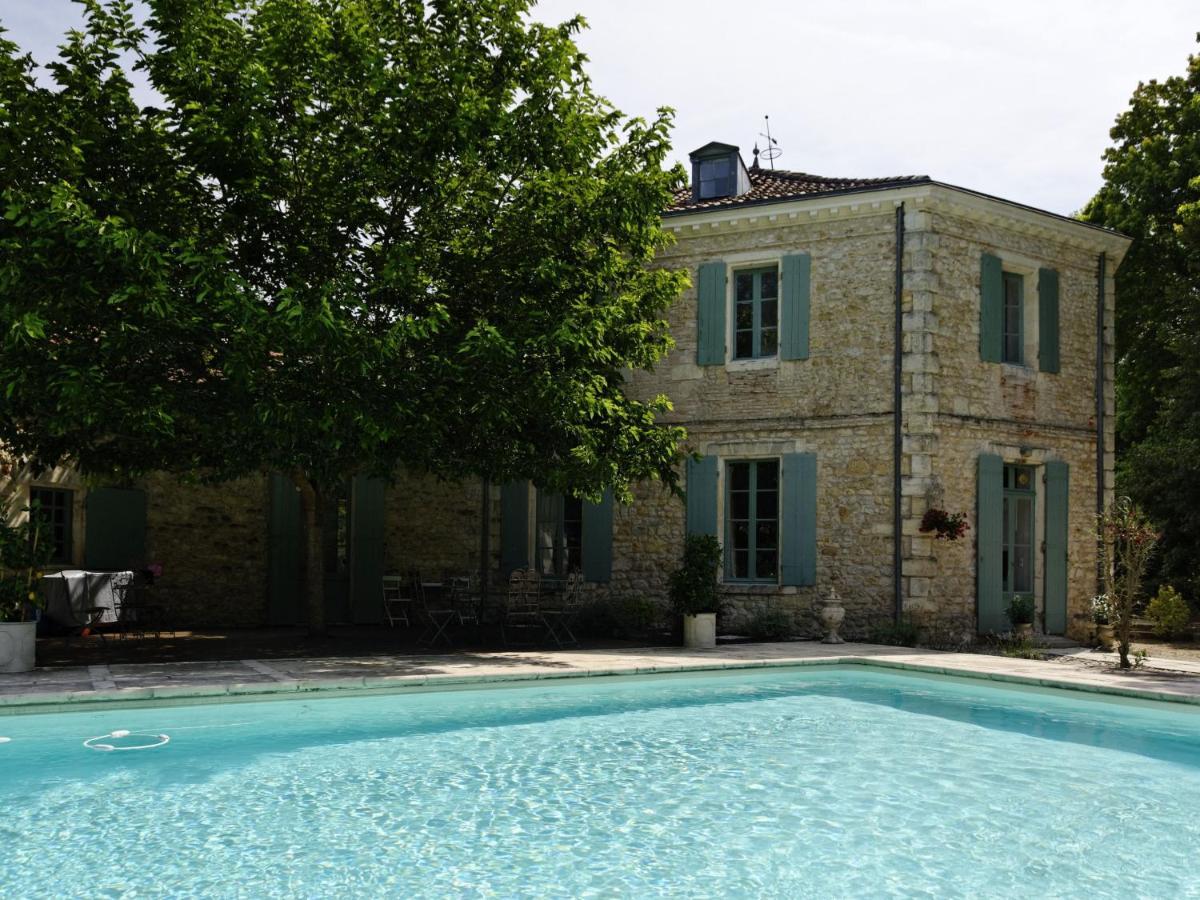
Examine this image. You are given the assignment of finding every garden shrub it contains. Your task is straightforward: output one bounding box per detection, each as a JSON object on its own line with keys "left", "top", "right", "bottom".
{"left": 1146, "top": 585, "right": 1192, "bottom": 639}
{"left": 745, "top": 607, "right": 793, "bottom": 641}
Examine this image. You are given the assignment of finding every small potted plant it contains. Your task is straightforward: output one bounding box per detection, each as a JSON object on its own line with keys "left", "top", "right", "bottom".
{"left": 918, "top": 508, "right": 969, "bottom": 542}
{"left": 669, "top": 533, "right": 722, "bottom": 650}
{"left": 1091, "top": 593, "right": 1114, "bottom": 648}
{"left": 1006, "top": 594, "right": 1035, "bottom": 639}
{"left": 0, "top": 511, "right": 51, "bottom": 673}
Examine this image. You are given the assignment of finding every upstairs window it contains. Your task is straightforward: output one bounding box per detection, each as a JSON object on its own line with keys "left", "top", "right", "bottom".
{"left": 1002, "top": 271, "right": 1024, "bottom": 365}
{"left": 734, "top": 267, "right": 779, "bottom": 360}
{"left": 29, "top": 486, "right": 73, "bottom": 564}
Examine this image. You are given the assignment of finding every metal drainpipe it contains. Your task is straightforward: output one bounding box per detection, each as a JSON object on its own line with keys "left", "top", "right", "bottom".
{"left": 480, "top": 476, "right": 491, "bottom": 604}
{"left": 1095, "top": 253, "right": 1107, "bottom": 589}
{"left": 893, "top": 203, "right": 905, "bottom": 623}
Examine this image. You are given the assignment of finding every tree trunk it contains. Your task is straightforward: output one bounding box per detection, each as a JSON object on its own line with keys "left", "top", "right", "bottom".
{"left": 295, "top": 472, "right": 327, "bottom": 638}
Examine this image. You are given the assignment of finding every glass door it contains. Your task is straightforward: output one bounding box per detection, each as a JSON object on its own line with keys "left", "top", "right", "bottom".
{"left": 1002, "top": 465, "right": 1035, "bottom": 606}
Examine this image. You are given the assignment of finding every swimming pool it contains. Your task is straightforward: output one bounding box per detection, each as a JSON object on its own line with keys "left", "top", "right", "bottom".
{"left": 1, "top": 667, "right": 1197, "bottom": 897}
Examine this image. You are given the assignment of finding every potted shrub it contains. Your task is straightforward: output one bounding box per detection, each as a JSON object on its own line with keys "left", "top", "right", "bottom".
{"left": 1146, "top": 585, "right": 1192, "bottom": 641}
{"left": 1091, "top": 594, "right": 1114, "bottom": 648}
{"left": 669, "top": 533, "right": 722, "bottom": 650}
{"left": 0, "top": 511, "right": 51, "bottom": 674}
{"left": 1006, "top": 594, "right": 1035, "bottom": 639}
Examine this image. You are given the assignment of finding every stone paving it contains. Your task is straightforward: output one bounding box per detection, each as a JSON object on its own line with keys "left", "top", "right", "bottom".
{"left": 3, "top": 641, "right": 1200, "bottom": 713}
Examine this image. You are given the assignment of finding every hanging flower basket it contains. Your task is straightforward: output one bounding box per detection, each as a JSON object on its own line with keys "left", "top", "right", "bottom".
{"left": 919, "top": 508, "right": 969, "bottom": 542}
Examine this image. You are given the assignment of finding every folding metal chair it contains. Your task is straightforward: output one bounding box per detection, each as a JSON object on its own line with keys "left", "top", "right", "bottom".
{"left": 381, "top": 574, "right": 412, "bottom": 628}
{"left": 543, "top": 570, "right": 584, "bottom": 647}
{"left": 415, "top": 572, "right": 456, "bottom": 648}
{"left": 501, "top": 568, "right": 548, "bottom": 647}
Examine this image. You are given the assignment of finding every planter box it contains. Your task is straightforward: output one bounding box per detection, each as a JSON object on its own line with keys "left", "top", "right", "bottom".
{"left": 0, "top": 621, "right": 36, "bottom": 674}
{"left": 683, "top": 613, "right": 716, "bottom": 650}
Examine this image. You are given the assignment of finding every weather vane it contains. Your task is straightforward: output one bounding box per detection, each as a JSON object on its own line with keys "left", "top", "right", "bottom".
{"left": 752, "top": 115, "right": 782, "bottom": 170}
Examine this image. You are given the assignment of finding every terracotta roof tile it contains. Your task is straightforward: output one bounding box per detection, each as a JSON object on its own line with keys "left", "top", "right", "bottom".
{"left": 666, "top": 167, "right": 930, "bottom": 215}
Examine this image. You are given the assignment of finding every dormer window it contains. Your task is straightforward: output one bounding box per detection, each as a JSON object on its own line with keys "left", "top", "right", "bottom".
{"left": 698, "top": 156, "right": 735, "bottom": 199}
{"left": 689, "top": 142, "right": 751, "bottom": 202}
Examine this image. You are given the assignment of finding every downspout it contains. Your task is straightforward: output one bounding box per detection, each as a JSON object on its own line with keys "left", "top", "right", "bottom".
{"left": 893, "top": 203, "right": 905, "bottom": 623}
{"left": 1095, "top": 253, "right": 1107, "bottom": 589}
{"left": 480, "top": 476, "right": 491, "bottom": 604}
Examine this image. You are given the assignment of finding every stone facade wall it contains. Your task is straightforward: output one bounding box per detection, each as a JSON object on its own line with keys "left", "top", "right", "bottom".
{"left": 3, "top": 186, "right": 1124, "bottom": 639}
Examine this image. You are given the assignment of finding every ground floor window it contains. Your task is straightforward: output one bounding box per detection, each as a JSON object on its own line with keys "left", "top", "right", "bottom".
{"left": 29, "top": 486, "right": 73, "bottom": 564}
{"left": 726, "top": 459, "right": 779, "bottom": 581}
{"left": 535, "top": 491, "right": 583, "bottom": 576}
{"left": 1002, "top": 464, "right": 1035, "bottom": 601}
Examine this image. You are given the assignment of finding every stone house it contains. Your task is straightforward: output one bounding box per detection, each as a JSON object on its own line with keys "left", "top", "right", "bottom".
{"left": 2, "top": 141, "right": 1130, "bottom": 640}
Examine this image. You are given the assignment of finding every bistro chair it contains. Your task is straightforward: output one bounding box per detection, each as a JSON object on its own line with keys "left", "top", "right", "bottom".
{"left": 502, "top": 568, "right": 548, "bottom": 647}
{"left": 543, "top": 570, "right": 584, "bottom": 647}
{"left": 414, "top": 570, "right": 457, "bottom": 648}
{"left": 381, "top": 574, "right": 412, "bottom": 628}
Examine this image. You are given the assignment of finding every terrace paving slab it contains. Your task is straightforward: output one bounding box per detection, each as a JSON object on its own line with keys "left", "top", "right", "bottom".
{"left": 2, "top": 641, "right": 1200, "bottom": 712}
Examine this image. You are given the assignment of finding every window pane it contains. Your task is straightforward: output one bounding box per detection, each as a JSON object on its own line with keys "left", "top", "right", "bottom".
{"left": 1014, "top": 497, "right": 1033, "bottom": 546}
{"left": 760, "top": 269, "right": 777, "bottom": 299}
{"left": 735, "top": 331, "right": 753, "bottom": 359}
{"left": 756, "top": 549, "right": 778, "bottom": 579}
{"left": 729, "top": 490, "right": 750, "bottom": 520}
{"left": 760, "top": 328, "right": 777, "bottom": 357}
{"left": 1013, "top": 546, "right": 1032, "bottom": 593}
{"left": 733, "top": 550, "right": 749, "bottom": 579}
{"left": 760, "top": 299, "right": 777, "bottom": 328}
{"left": 729, "top": 463, "right": 750, "bottom": 491}
{"left": 756, "top": 461, "right": 779, "bottom": 490}
{"left": 757, "top": 489, "right": 777, "bottom": 520}
{"left": 732, "top": 521, "right": 750, "bottom": 551}
{"left": 736, "top": 302, "right": 753, "bottom": 329}
{"left": 736, "top": 273, "right": 753, "bottom": 303}
{"left": 756, "top": 521, "right": 778, "bottom": 549}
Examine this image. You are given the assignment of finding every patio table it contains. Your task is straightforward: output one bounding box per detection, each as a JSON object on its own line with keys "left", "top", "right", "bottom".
{"left": 40, "top": 570, "right": 133, "bottom": 629}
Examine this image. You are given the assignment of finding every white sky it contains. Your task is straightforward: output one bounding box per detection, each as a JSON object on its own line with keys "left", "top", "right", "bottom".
{"left": 5, "top": 0, "right": 1197, "bottom": 215}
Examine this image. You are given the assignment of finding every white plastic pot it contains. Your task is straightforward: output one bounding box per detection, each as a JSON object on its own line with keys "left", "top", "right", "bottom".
{"left": 682, "top": 613, "right": 716, "bottom": 650}
{"left": 0, "top": 621, "right": 36, "bottom": 674}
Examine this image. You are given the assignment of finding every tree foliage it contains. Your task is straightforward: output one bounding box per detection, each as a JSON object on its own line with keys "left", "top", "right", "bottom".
{"left": 1083, "top": 36, "right": 1200, "bottom": 604}
{"left": 0, "top": 0, "right": 689, "bottom": 627}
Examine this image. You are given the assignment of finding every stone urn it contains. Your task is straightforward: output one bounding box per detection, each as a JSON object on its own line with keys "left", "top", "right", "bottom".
{"left": 820, "top": 587, "right": 846, "bottom": 645}
{"left": 0, "top": 620, "right": 36, "bottom": 674}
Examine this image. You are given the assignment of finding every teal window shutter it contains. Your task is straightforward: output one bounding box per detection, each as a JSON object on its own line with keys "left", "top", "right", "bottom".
{"left": 84, "top": 487, "right": 146, "bottom": 570}
{"left": 781, "top": 452, "right": 817, "bottom": 586}
{"left": 1044, "top": 461, "right": 1069, "bottom": 634}
{"left": 581, "top": 490, "right": 614, "bottom": 583}
{"left": 685, "top": 456, "right": 718, "bottom": 537}
{"left": 1038, "top": 267, "right": 1061, "bottom": 373}
{"left": 976, "top": 454, "right": 1005, "bottom": 632}
{"left": 501, "top": 481, "right": 531, "bottom": 574}
{"left": 696, "top": 261, "right": 727, "bottom": 365}
{"left": 267, "top": 473, "right": 301, "bottom": 626}
{"left": 350, "top": 475, "right": 386, "bottom": 624}
{"left": 980, "top": 253, "right": 1003, "bottom": 363}
{"left": 780, "top": 253, "right": 811, "bottom": 361}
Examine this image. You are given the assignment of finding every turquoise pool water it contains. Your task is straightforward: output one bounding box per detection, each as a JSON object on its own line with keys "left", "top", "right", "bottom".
{"left": 1, "top": 668, "right": 1199, "bottom": 898}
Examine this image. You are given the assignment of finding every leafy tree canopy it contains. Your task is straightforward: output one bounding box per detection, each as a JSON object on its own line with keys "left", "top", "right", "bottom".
{"left": 0, "top": 0, "right": 688, "bottom": 503}
{"left": 1083, "top": 36, "right": 1200, "bottom": 602}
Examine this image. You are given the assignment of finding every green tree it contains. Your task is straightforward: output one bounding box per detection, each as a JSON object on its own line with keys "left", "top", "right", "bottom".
{"left": 1083, "top": 36, "right": 1200, "bottom": 604}
{"left": 0, "top": 0, "right": 687, "bottom": 632}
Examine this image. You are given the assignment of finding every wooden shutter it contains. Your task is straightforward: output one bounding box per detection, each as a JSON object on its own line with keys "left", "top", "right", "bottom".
{"left": 976, "top": 454, "right": 1005, "bottom": 632}
{"left": 1044, "top": 461, "right": 1069, "bottom": 634}
{"left": 781, "top": 452, "right": 817, "bottom": 586}
{"left": 685, "top": 456, "right": 718, "bottom": 537}
{"left": 500, "top": 481, "right": 531, "bottom": 574}
{"left": 696, "top": 261, "right": 727, "bottom": 365}
{"left": 267, "top": 473, "right": 301, "bottom": 626}
{"left": 581, "top": 490, "right": 613, "bottom": 583}
{"left": 780, "top": 253, "right": 811, "bottom": 361}
{"left": 84, "top": 487, "right": 146, "bottom": 570}
{"left": 1038, "top": 267, "right": 1061, "bottom": 374}
{"left": 980, "top": 253, "right": 1003, "bottom": 363}
{"left": 349, "top": 475, "right": 386, "bottom": 624}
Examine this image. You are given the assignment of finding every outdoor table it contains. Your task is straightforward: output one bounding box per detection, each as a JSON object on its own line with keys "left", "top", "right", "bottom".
{"left": 40, "top": 570, "right": 133, "bottom": 630}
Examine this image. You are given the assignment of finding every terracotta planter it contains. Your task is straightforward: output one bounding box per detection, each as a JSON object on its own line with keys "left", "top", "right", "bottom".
{"left": 0, "top": 621, "right": 36, "bottom": 674}
{"left": 682, "top": 613, "right": 716, "bottom": 650}
{"left": 1096, "top": 623, "right": 1114, "bottom": 649}
{"left": 1014, "top": 623, "right": 1033, "bottom": 640}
